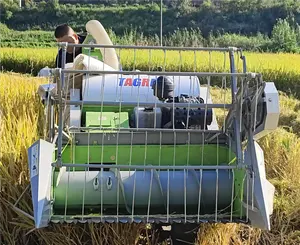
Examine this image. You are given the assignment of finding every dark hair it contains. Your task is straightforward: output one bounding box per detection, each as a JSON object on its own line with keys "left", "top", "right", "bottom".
{"left": 54, "top": 24, "right": 72, "bottom": 38}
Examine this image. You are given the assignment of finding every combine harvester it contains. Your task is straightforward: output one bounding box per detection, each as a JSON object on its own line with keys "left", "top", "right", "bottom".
{"left": 27, "top": 20, "right": 279, "bottom": 244}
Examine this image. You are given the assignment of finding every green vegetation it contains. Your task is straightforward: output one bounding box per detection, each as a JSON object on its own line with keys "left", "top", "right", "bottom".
{"left": 3, "top": 0, "right": 300, "bottom": 53}
{"left": 2, "top": 18, "right": 300, "bottom": 53}
{"left": 2, "top": 0, "right": 300, "bottom": 36}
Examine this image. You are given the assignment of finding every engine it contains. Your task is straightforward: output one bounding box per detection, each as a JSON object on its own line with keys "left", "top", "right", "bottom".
{"left": 131, "top": 76, "right": 213, "bottom": 129}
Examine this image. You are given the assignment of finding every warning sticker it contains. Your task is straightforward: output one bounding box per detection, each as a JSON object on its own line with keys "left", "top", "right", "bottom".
{"left": 30, "top": 144, "right": 39, "bottom": 178}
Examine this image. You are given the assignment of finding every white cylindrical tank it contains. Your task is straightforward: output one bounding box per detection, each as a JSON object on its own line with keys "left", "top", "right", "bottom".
{"left": 82, "top": 75, "right": 201, "bottom": 104}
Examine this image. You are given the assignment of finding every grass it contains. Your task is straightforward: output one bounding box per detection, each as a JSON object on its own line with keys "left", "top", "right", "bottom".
{"left": 1, "top": 71, "right": 300, "bottom": 244}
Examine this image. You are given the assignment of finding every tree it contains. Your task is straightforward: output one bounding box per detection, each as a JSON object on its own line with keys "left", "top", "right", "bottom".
{"left": 271, "top": 18, "right": 298, "bottom": 53}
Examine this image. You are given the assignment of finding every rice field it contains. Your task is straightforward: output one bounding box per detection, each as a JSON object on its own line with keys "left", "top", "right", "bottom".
{"left": 1, "top": 70, "right": 300, "bottom": 244}
{"left": 2, "top": 47, "right": 300, "bottom": 97}
{"left": 1, "top": 45, "right": 300, "bottom": 244}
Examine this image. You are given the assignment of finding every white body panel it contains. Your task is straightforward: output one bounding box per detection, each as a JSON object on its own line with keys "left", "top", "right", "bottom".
{"left": 28, "top": 139, "right": 54, "bottom": 228}
{"left": 37, "top": 66, "right": 52, "bottom": 77}
{"left": 254, "top": 82, "right": 280, "bottom": 140}
{"left": 69, "top": 89, "right": 81, "bottom": 128}
{"left": 73, "top": 54, "right": 116, "bottom": 71}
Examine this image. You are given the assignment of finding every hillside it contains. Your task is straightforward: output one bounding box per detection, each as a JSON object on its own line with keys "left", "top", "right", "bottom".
{"left": 2, "top": 0, "right": 299, "bottom": 36}
{"left": 2, "top": 0, "right": 300, "bottom": 53}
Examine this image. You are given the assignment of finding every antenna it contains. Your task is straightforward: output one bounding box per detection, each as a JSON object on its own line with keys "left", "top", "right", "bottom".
{"left": 160, "top": 0, "right": 163, "bottom": 46}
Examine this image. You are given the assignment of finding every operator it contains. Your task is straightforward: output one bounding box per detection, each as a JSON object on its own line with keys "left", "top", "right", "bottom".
{"left": 54, "top": 23, "right": 86, "bottom": 68}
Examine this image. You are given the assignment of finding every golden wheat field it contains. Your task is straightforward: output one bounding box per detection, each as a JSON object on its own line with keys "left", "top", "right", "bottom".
{"left": 2, "top": 47, "right": 300, "bottom": 97}
{"left": 3, "top": 47, "right": 300, "bottom": 73}
{"left": 0, "top": 68, "right": 300, "bottom": 245}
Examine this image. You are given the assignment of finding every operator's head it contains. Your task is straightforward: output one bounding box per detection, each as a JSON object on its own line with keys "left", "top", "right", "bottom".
{"left": 54, "top": 24, "right": 79, "bottom": 53}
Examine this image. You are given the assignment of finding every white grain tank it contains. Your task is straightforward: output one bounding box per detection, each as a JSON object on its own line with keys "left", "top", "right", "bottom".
{"left": 81, "top": 74, "right": 201, "bottom": 103}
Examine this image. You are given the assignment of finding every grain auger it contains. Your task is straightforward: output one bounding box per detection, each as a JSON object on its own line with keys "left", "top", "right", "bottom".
{"left": 27, "top": 23, "right": 279, "bottom": 244}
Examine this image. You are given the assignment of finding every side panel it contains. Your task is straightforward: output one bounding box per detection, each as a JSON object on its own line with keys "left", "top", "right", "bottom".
{"left": 28, "top": 139, "right": 54, "bottom": 228}
{"left": 254, "top": 82, "right": 280, "bottom": 140}
{"left": 243, "top": 140, "right": 275, "bottom": 230}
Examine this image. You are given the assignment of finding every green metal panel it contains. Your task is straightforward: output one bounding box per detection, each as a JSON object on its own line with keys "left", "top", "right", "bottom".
{"left": 86, "top": 112, "right": 113, "bottom": 127}
{"left": 61, "top": 144, "right": 236, "bottom": 167}
{"left": 85, "top": 111, "right": 130, "bottom": 128}
{"left": 82, "top": 106, "right": 134, "bottom": 115}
